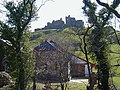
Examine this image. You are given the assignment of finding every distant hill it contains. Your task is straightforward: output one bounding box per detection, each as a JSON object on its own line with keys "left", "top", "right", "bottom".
{"left": 30, "top": 28, "right": 80, "bottom": 52}
{"left": 30, "top": 26, "right": 120, "bottom": 58}
{"left": 30, "top": 26, "right": 120, "bottom": 48}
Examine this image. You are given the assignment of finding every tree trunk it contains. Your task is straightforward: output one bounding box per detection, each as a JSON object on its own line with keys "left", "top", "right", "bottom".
{"left": 60, "top": 83, "right": 64, "bottom": 90}
{"left": 32, "top": 72, "right": 36, "bottom": 90}
{"left": 100, "top": 61, "right": 109, "bottom": 90}
{"left": 83, "top": 26, "right": 94, "bottom": 90}
{"left": 0, "top": 45, "right": 5, "bottom": 71}
{"left": 18, "top": 55, "right": 25, "bottom": 90}
{"left": 16, "top": 40, "right": 26, "bottom": 90}
{"left": 96, "top": 51, "right": 110, "bottom": 90}
{"left": 92, "top": 28, "right": 110, "bottom": 90}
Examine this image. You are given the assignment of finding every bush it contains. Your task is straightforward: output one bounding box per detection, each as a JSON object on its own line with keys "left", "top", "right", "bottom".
{"left": 0, "top": 72, "right": 12, "bottom": 88}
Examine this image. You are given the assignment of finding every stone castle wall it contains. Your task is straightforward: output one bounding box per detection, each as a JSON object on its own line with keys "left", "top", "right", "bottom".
{"left": 35, "top": 15, "right": 84, "bottom": 31}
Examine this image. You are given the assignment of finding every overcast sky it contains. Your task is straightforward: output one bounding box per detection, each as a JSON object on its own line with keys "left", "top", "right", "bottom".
{"left": 0, "top": 0, "right": 119, "bottom": 31}
{"left": 31, "top": 0, "right": 85, "bottom": 30}
{"left": 30, "top": 0, "right": 120, "bottom": 31}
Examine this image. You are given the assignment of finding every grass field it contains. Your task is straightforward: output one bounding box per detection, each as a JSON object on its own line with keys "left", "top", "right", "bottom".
{"left": 112, "top": 76, "right": 120, "bottom": 86}
{"left": 33, "top": 82, "right": 87, "bottom": 90}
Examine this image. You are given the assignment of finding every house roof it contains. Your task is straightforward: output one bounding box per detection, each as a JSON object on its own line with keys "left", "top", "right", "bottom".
{"left": 34, "top": 40, "right": 57, "bottom": 51}
{"left": 34, "top": 40, "right": 65, "bottom": 53}
{"left": 34, "top": 40, "right": 96, "bottom": 66}
{"left": 71, "top": 54, "right": 96, "bottom": 66}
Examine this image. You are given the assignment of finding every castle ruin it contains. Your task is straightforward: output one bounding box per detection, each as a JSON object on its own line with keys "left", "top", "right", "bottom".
{"left": 35, "top": 15, "right": 84, "bottom": 31}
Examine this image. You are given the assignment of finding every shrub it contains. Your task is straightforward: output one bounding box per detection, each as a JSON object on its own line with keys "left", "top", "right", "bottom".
{"left": 0, "top": 72, "right": 12, "bottom": 88}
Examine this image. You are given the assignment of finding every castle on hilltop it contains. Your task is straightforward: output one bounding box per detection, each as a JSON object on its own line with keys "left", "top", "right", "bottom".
{"left": 35, "top": 15, "right": 85, "bottom": 31}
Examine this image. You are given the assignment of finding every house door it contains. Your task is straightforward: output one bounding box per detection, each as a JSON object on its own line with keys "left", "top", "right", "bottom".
{"left": 71, "top": 64, "right": 85, "bottom": 77}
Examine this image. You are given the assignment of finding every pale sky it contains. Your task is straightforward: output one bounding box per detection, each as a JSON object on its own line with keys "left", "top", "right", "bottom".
{"left": 30, "top": 0, "right": 120, "bottom": 31}
{"left": 31, "top": 0, "right": 85, "bottom": 30}
{"left": 0, "top": 0, "right": 119, "bottom": 31}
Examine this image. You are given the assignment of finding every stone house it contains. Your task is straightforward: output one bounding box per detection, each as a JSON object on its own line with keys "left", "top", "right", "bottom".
{"left": 33, "top": 40, "right": 95, "bottom": 83}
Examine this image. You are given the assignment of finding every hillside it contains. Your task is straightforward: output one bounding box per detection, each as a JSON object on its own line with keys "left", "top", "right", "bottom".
{"left": 30, "top": 27, "right": 120, "bottom": 85}
{"left": 30, "top": 27, "right": 120, "bottom": 60}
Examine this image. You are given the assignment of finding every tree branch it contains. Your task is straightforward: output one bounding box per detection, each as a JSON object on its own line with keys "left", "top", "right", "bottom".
{"left": 113, "top": 28, "right": 120, "bottom": 45}
{"left": 37, "top": 0, "right": 54, "bottom": 12}
{"left": 96, "top": 0, "right": 120, "bottom": 18}
{"left": 83, "top": 24, "right": 94, "bottom": 89}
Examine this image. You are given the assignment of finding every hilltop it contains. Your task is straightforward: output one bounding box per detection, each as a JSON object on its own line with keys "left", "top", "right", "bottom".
{"left": 34, "top": 15, "right": 84, "bottom": 31}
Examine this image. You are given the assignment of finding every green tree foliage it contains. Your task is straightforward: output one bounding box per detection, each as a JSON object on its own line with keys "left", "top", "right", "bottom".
{"left": 82, "top": 0, "right": 119, "bottom": 89}
{"left": 95, "top": 0, "right": 120, "bottom": 45}
{"left": 0, "top": 0, "right": 37, "bottom": 90}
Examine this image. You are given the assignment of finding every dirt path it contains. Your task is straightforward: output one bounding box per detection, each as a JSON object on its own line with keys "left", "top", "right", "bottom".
{"left": 69, "top": 79, "right": 88, "bottom": 84}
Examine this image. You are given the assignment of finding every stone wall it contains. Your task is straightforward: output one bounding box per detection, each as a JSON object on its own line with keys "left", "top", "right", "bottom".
{"left": 35, "top": 51, "right": 69, "bottom": 83}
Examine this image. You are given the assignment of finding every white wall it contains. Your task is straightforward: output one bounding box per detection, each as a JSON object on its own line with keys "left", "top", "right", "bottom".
{"left": 68, "top": 62, "right": 71, "bottom": 80}
{"left": 85, "top": 64, "right": 92, "bottom": 77}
